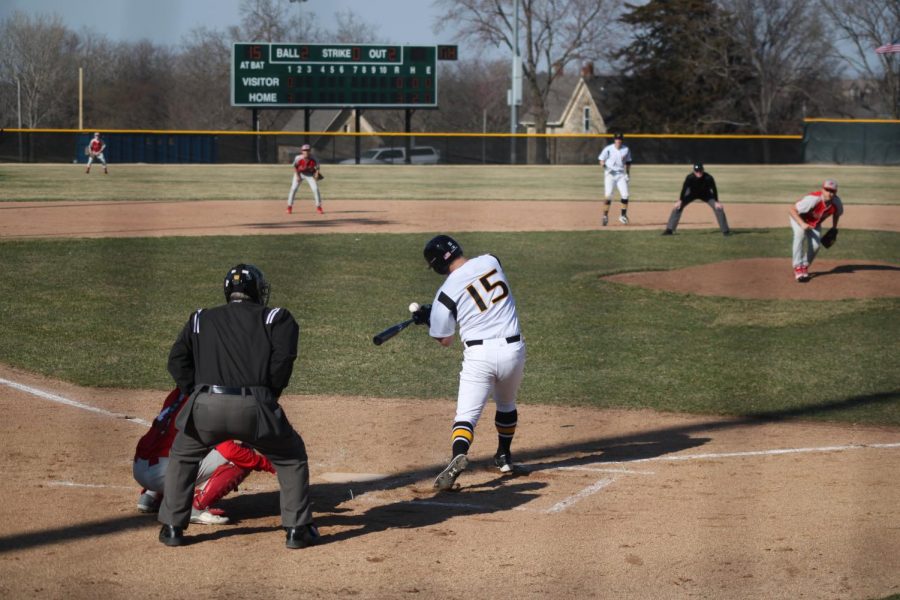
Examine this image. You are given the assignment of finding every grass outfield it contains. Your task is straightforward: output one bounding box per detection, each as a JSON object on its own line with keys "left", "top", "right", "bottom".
{"left": 1, "top": 163, "right": 898, "bottom": 204}
{"left": 1, "top": 230, "right": 898, "bottom": 425}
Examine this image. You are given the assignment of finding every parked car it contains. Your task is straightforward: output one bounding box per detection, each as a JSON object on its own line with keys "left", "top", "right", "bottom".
{"left": 339, "top": 146, "right": 441, "bottom": 165}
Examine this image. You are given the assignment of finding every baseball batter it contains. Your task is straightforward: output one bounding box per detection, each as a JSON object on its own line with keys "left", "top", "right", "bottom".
{"left": 788, "top": 179, "right": 843, "bottom": 281}
{"left": 85, "top": 132, "right": 108, "bottom": 174}
{"left": 287, "top": 144, "right": 323, "bottom": 215}
{"left": 133, "top": 387, "right": 276, "bottom": 524}
{"left": 598, "top": 132, "right": 632, "bottom": 226}
{"left": 424, "top": 235, "right": 527, "bottom": 491}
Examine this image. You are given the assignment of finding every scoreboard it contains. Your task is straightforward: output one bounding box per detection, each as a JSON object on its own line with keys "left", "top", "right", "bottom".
{"left": 232, "top": 43, "right": 440, "bottom": 108}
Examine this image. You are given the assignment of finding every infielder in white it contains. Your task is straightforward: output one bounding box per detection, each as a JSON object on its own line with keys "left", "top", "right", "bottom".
{"left": 788, "top": 178, "right": 843, "bottom": 281}
{"left": 598, "top": 132, "right": 632, "bottom": 225}
{"left": 287, "top": 144, "right": 323, "bottom": 215}
{"left": 423, "top": 235, "right": 527, "bottom": 491}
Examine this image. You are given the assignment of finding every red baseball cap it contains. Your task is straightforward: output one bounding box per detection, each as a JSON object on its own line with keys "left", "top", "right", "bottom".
{"left": 823, "top": 179, "right": 838, "bottom": 192}
{"left": 301, "top": 144, "right": 311, "bottom": 151}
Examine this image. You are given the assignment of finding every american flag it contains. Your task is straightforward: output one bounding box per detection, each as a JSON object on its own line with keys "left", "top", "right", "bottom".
{"left": 875, "top": 42, "right": 900, "bottom": 54}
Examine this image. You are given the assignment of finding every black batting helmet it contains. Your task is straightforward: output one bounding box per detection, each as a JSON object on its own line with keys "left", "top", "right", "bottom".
{"left": 424, "top": 235, "right": 463, "bottom": 275}
{"left": 223, "top": 263, "right": 270, "bottom": 305}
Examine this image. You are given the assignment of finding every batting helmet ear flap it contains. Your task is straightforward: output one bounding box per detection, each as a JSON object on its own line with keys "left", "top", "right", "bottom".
{"left": 424, "top": 235, "right": 463, "bottom": 275}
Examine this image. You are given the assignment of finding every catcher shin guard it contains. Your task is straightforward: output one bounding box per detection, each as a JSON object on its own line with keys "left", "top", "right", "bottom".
{"left": 193, "top": 463, "right": 250, "bottom": 511}
{"left": 451, "top": 421, "right": 474, "bottom": 457}
{"left": 494, "top": 409, "right": 517, "bottom": 456}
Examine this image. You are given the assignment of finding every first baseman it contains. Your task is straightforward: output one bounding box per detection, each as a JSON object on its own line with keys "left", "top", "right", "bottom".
{"left": 788, "top": 179, "right": 843, "bottom": 281}
{"left": 598, "top": 132, "right": 632, "bottom": 226}
{"left": 424, "top": 235, "right": 527, "bottom": 491}
{"left": 85, "top": 132, "right": 108, "bottom": 174}
{"left": 287, "top": 144, "right": 323, "bottom": 215}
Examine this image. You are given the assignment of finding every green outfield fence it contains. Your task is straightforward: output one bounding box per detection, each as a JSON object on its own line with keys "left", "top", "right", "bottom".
{"left": 0, "top": 120, "right": 895, "bottom": 165}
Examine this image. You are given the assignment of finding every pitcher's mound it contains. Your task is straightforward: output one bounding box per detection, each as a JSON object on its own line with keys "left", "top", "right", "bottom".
{"left": 602, "top": 258, "right": 900, "bottom": 300}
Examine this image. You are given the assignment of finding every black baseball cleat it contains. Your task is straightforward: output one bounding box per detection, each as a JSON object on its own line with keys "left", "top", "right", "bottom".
{"left": 158, "top": 524, "right": 185, "bottom": 547}
{"left": 723, "top": 230, "right": 731, "bottom": 237}
{"left": 494, "top": 452, "right": 530, "bottom": 475}
{"left": 285, "top": 523, "right": 321, "bottom": 549}
{"left": 661, "top": 229, "right": 673, "bottom": 235}
{"left": 433, "top": 454, "right": 469, "bottom": 491}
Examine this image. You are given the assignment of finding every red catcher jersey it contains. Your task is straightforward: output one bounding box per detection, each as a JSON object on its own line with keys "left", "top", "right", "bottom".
{"left": 293, "top": 155, "right": 318, "bottom": 175}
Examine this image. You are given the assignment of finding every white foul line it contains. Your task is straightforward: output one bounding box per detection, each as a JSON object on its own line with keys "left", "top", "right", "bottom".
{"left": 47, "top": 480, "right": 133, "bottom": 490}
{"left": 545, "top": 478, "right": 614, "bottom": 514}
{"left": 601, "top": 442, "right": 900, "bottom": 465}
{"left": 0, "top": 377, "right": 151, "bottom": 427}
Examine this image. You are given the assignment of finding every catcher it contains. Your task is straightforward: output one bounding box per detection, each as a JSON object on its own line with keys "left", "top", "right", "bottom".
{"left": 286, "top": 143, "right": 324, "bottom": 215}
{"left": 133, "top": 388, "right": 276, "bottom": 525}
{"left": 85, "top": 132, "right": 108, "bottom": 174}
{"left": 788, "top": 179, "right": 843, "bottom": 281}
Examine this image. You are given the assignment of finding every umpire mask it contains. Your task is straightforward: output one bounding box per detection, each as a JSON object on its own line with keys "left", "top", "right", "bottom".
{"left": 223, "top": 263, "right": 270, "bottom": 305}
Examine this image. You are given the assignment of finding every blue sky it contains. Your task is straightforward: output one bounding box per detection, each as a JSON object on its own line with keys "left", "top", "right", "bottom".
{"left": 0, "top": 0, "right": 466, "bottom": 51}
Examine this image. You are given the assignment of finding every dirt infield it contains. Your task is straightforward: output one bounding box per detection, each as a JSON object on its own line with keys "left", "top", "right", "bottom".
{"left": 1, "top": 199, "right": 898, "bottom": 599}
{"left": 1, "top": 199, "right": 899, "bottom": 238}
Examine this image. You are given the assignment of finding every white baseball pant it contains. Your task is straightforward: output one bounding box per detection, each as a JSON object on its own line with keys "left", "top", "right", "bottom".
{"left": 604, "top": 171, "right": 629, "bottom": 200}
{"left": 790, "top": 219, "right": 822, "bottom": 268}
{"left": 287, "top": 173, "right": 322, "bottom": 209}
{"left": 454, "top": 338, "right": 526, "bottom": 426}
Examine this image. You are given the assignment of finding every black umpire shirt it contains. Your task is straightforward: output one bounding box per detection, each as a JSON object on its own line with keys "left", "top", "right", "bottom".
{"left": 167, "top": 301, "right": 299, "bottom": 395}
{"left": 680, "top": 172, "right": 718, "bottom": 204}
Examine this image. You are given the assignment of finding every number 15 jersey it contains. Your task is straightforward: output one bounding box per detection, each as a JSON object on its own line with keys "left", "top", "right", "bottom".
{"left": 429, "top": 254, "right": 521, "bottom": 344}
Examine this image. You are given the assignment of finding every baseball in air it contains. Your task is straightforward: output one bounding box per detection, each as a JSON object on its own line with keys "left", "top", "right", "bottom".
{"left": 409, "top": 302, "right": 420, "bottom": 313}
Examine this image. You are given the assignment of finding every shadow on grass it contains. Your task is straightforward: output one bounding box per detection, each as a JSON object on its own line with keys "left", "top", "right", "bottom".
{"left": 1, "top": 388, "right": 895, "bottom": 552}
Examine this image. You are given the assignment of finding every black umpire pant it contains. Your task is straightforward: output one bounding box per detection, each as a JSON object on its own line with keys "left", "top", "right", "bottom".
{"left": 666, "top": 196, "right": 730, "bottom": 234}
{"left": 158, "top": 390, "right": 313, "bottom": 529}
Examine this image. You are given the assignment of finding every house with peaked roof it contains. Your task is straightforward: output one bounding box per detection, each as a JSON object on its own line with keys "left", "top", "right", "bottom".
{"left": 278, "top": 108, "right": 381, "bottom": 163}
{"left": 519, "top": 63, "right": 611, "bottom": 164}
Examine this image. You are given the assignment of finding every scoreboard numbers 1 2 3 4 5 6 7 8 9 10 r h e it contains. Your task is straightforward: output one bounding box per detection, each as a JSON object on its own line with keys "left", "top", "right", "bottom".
{"left": 232, "top": 43, "right": 455, "bottom": 109}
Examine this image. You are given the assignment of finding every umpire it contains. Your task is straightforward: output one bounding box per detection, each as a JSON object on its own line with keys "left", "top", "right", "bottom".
{"left": 158, "top": 263, "right": 319, "bottom": 549}
{"left": 663, "top": 162, "right": 731, "bottom": 236}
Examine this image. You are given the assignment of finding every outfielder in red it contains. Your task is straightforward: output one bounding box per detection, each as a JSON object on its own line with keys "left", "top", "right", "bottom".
{"left": 286, "top": 144, "right": 323, "bottom": 215}
{"left": 133, "top": 388, "right": 276, "bottom": 524}
{"left": 788, "top": 179, "right": 843, "bottom": 281}
{"left": 85, "top": 132, "right": 108, "bottom": 174}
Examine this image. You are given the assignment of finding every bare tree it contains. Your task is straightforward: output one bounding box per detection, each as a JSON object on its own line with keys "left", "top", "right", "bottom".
{"left": 818, "top": 0, "right": 900, "bottom": 118}
{"left": 0, "top": 11, "right": 79, "bottom": 128}
{"left": 435, "top": 0, "right": 622, "bottom": 162}
{"left": 722, "top": 0, "right": 841, "bottom": 133}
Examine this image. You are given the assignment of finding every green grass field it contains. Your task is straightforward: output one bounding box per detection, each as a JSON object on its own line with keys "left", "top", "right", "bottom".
{"left": 1, "top": 163, "right": 898, "bottom": 425}
{"left": 1, "top": 163, "right": 898, "bottom": 204}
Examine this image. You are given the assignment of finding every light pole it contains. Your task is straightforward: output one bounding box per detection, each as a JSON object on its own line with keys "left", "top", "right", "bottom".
{"left": 510, "top": 0, "right": 521, "bottom": 165}
{"left": 15, "top": 72, "right": 23, "bottom": 162}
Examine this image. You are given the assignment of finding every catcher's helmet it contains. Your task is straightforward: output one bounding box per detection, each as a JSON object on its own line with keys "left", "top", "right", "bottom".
{"left": 424, "top": 235, "right": 463, "bottom": 275}
{"left": 223, "top": 263, "right": 270, "bottom": 305}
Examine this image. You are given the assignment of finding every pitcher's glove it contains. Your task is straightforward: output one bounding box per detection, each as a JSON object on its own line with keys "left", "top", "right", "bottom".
{"left": 314, "top": 171, "right": 324, "bottom": 181}
{"left": 412, "top": 303, "right": 432, "bottom": 326}
{"left": 821, "top": 227, "right": 838, "bottom": 248}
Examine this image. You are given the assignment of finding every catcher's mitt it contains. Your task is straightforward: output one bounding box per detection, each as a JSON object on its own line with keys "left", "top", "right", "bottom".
{"left": 314, "top": 172, "right": 324, "bottom": 181}
{"left": 821, "top": 227, "right": 838, "bottom": 248}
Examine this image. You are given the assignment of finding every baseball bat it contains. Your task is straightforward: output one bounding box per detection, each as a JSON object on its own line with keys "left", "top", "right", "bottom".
{"left": 372, "top": 318, "right": 415, "bottom": 345}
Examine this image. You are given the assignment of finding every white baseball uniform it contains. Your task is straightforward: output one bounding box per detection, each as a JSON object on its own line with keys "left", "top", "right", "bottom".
{"left": 429, "top": 254, "right": 525, "bottom": 429}
{"left": 598, "top": 142, "right": 631, "bottom": 199}
{"left": 790, "top": 190, "right": 843, "bottom": 268}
